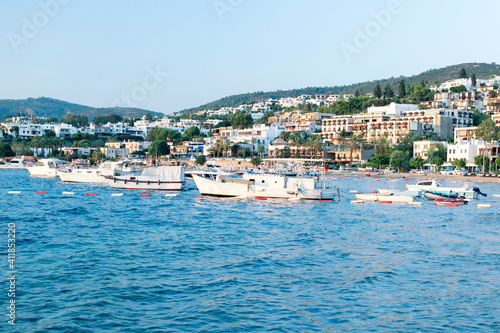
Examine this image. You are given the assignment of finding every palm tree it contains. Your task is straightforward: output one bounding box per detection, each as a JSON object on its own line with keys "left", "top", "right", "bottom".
{"left": 346, "top": 134, "right": 363, "bottom": 166}
{"left": 251, "top": 138, "right": 256, "bottom": 158}
{"left": 307, "top": 135, "right": 323, "bottom": 159}
{"left": 258, "top": 145, "right": 265, "bottom": 159}
{"left": 221, "top": 140, "right": 230, "bottom": 158}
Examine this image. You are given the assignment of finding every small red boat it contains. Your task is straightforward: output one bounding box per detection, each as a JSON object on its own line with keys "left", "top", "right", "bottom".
{"left": 434, "top": 198, "right": 467, "bottom": 206}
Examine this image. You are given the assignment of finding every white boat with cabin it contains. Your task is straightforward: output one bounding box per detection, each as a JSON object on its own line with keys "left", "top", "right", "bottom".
{"left": 58, "top": 161, "right": 123, "bottom": 183}
{"left": 106, "top": 166, "right": 184, "bottom": 191}
{"left": 27, "top": 158, "right": 70, "bottom": 177}
{"left": 0, "top": 156, "right": 30, "bottom": 169}
{"left": 193, "top": 173, "right": 338, "bottom": 200}
{"left": 406, "top": 179, "right": 478, "bottom": 199}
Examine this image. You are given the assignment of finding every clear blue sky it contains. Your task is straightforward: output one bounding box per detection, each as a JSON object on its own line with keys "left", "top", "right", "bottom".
{"left": 1, "top": 0, "right": 499, "bottom": 115}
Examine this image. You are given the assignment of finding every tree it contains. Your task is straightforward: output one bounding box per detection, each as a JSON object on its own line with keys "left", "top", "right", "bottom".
{"left": 251, "top": 157, "right": 261, "bottom": 167}
{"left": 258, "top": 145, "right": 265, "bottom": 158}
{"left": 374, "top": 137, "right": 391, "bottom": 156}
{"left": 459, "top": 67, "right": 467, "bottom": 79}
{"left": 45, "top": 130, "right": 56, "bottom": 138}
{"left": 281, "top": 146, "right": 291, "bottom": 158}
{"left": 471, "top": 73, "right": 477, "bottom": 88}
{"left": 374, "top": 82, "right": 382, "bottom": 99}
{"left": 0, "top": 142, "right": 15, "bottom": 158}
{"left": 426, "top": 144, "right": 446, "bottom": 162}
{"left": 451, "top": 158, "right": 466, "bottom": 168}
{"left": 77, "top": 139, "right": 91, "bottom": 148}
{"left": 474, "top": 155, "right": 490, "bottom": 172}
{"left": 368, "top": 154, "right": 390, "bottom": 169}
{"left": 145, "top": 112, "right": 154, "bottom": 121}
{"left": 398, "top": 79, "right": 406, "bottom": 97}
{"left": 429, "top": 156, "right": 443, "bottom": 169}
{"left": 472, "top": 110, "right": 489, "bottom": 126}
{"left": 184, "top": 126, "right": 200, "bottom": 138}
{"left": 450, "top": 85, "right": 466, "bottom": 93}
{"left": 10, "top": 126, "right": 20, "bottom": 138}
{"left": 195, "top": 155, "right": 207, "bottom": 166}
{"left": 92, "top": 149, "right": 104, "bottom": 163}
{"left": 148, "top": 140, "right": 170, "bottom": 157}
{"left": 409, "top": 157, "right": 425, "bottom": 170}
{"left": 384, "top": 84, "right": 394, "bottom": 98}
{"left": 475, "top": 118, "right": 496, "bottom": 142}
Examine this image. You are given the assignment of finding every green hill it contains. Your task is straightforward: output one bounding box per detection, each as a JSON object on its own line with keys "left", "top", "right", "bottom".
{"left": 180, "top": 62, "right": 500, "bottom": 115}
{"left": 0, "top": 97, "right": 164, "bottom": 121}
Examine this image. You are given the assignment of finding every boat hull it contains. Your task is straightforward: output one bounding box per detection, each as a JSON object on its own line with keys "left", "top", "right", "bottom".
{"left": 27, "top": 168, "right": 57, "bottom": 177}
{"left": 106, "top": 177, "right": 183, "bottom": 191}
{"left": 434, "top": 199, "right": 467, "bottom": 206}
{"left": 58, "top": 171, "right": 106, "bottom": 183}
{"left": 193, "top": 175, "right": 337, "bottom": 200}
{"left": 422, "top": 189, "right": 476, "bottom": 199}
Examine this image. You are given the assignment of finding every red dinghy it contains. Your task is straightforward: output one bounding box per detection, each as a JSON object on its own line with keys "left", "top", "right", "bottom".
{"left": 434, "top": 198, "right": 467, "bottom": 206}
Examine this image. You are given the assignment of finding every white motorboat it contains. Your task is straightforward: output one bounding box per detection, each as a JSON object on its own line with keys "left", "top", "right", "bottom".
{"left": 0, "top": 156, "right": 30, "bottom": 169}
{"left": 185, "top": 165, "right": 241, "bottom": 180}
{"left": 58, "top": 161, "right": 123, "bottom": 183}
{"left": 106, "top": 166, "right": 184, "bottom": 191}
{"left": 378, "top": 189, "right": 421, "bottom": 197}
{"left": 355, "top": 191, "right": 414, "bottom": 203}
{"left": 27, "top": 158, "right": 70, "bottom": 177}
{"left": 192, "top": 173, "right": 338, "bottom": 200}
{"left": 406, "top": 179, "right": 479, "bottom": 199}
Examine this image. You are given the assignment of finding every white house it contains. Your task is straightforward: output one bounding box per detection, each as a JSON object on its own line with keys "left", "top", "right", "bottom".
{"left": 413, "top": 140, "right": 447, "bottom": 159}
{"left": 446, "top": 139, "right": 485, "bottom": 167}
{"left": 367, "top": 102, "right": 419, "bottom": 116}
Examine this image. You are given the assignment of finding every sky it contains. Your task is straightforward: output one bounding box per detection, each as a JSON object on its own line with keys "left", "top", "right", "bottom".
{"left": 1, "top": 0, "right": 499, "bottom": 115}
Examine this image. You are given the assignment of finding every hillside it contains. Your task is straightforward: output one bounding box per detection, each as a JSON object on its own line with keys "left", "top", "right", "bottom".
{"left": 180, "top": 62, "right": 500, "bottom": 115}
{"left": 0, "top": 97, "right": 164, "bottom": 121}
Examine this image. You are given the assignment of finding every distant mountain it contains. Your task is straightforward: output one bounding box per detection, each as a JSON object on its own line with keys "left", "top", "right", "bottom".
{"left": 0, "top": 97, "right": 164, "bottom": 121}
{"left": 180, "top": 62, "right": 500, "bottom": 115}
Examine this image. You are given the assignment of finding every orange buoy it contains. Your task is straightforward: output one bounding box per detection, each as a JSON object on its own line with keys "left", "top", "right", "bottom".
{"left": 35, "top": 192, "right": 47, "bottom": 194}
{"left": 85, "top": 193, "right": 98, "bottom": 196}
{"left": 254, "top": 197, "right": 267, "bottom": 200}
{"left": 139, "top": 194, "right": 151, "bottom": 197}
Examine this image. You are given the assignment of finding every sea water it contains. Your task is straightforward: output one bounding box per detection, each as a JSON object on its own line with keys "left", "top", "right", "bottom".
{"left": 1, "top": 170, "right": 499, "bottom": 332}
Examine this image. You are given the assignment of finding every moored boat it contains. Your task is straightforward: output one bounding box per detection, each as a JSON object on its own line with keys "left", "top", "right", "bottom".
{"left": 423, "top": 191, "right": 465, "bottom": 200}
{"left": 407, "top": 179, "right": 479, "bottom": 199}
{"left": 355, "top": 191, "right": 414, "bottom": 203}
{"left": 434, "top": 198, "right": 467, "bottom": 206}
{"left": 58, "top": 161, "right": 123, "bottom": 183}
{"left": 0, "top": 156, "right": 31, "bottom": 169}
{"left": 106, "top": 166, "right": 184, "bottom": 191}
{"left": 193, "top": 173, "right": 337, "bottom": 200}
{"left": 27, "top": 158, "right": 70, "bottom": 177}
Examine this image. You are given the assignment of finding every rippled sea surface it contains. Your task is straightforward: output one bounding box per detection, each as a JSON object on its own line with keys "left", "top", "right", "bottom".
{"left": 1, "top": 170, "right": 500, "bottom": 332}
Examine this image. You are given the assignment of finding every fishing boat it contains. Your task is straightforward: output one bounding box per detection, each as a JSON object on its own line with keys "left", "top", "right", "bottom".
{"left": 58, "top": 161, "right": 123, "bottom": 183}
{"left": 434, "top": 198, "right": 467, "bottom": 206}
{"left": 27, "top": 158, "right": 70, "bottom": 177}
{"left": 106, "top": 166, "right": 184, "bottom": 191}
{"left": 192, "top": 173, "right": 337, "bottom": 200}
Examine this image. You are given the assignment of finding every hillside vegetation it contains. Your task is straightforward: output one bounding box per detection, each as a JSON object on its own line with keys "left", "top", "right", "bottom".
{"left": 180, "top": 62, "right": 500, "bottom": 115}
{"left": 0, "top": 97, "right": 163, "bottom": 121}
